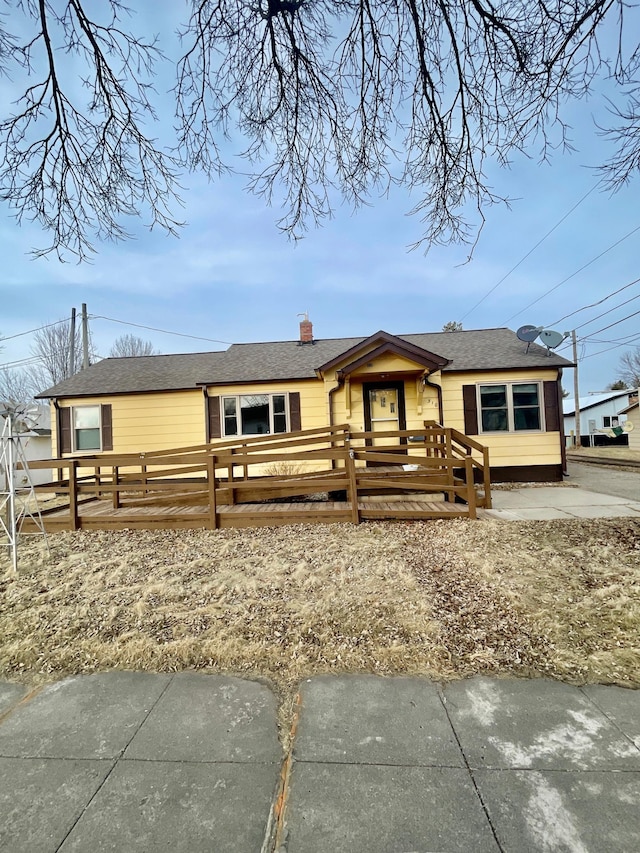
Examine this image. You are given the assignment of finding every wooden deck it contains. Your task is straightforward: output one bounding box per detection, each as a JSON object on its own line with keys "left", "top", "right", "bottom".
{"left": 24, "top": 424, "right": 491, "bottom": 532}
{"left": 26, "top": 496, "right": 470, "bottom": 532}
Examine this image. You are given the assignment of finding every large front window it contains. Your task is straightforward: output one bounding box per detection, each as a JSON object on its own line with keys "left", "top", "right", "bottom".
{"left": 479, "top": 383, "right": 542, "bottom": 432}
{"left": 73, "top": 406, "right": 101, "bottom": 450}
{"left": 222, "top": 394, "right": 288, "bottom": 436}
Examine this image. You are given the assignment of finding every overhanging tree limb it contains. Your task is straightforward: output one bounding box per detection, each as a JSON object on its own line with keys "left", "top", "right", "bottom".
{"left": 0, "top": 1, "right": 639, "bottom": 260}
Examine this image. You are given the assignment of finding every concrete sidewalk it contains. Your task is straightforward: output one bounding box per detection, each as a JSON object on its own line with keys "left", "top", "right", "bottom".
{"left": 482, "top": 486, "right": 640, "bottom": 520}
{"left": 1, "top": 673, "right": 638, "bottom": 852}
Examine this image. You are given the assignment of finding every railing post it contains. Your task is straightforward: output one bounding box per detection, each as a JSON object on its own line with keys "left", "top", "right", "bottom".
{"left": 207, "top": 454, "right": 218, "bottom": 529}
{"left": 345, "top": 437, "right": 360, "bottom": 524}
{"left": 483, "top": 447, "right": 492, "bottom": 509}
{"left": 228, "top": 449, "right": 235, "bottom": 506}
{"left": 141, "top": 463, "right": 148, "bottom": 496}
{"left": 112, "top": 466, "right": 120, "bottom": 509}
{"left": 444, "top": 429, "right": 455, "bottom": 503}
{"left": 69, "top": 461, "right": 79, "bottom": 530}
{"left": 465, "top": 456, "right": 477, "bottom": 519}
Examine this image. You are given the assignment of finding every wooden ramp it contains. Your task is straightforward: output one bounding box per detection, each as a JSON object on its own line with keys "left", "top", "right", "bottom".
{"left": 25, "top": 424, "right": 490, "bottom": 532}
{"left": 27, "top": 497, "right": 470, "bottom": 532}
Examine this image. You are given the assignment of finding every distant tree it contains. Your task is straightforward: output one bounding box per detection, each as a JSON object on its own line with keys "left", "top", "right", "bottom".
{"left": 607, "top": 379, "right": 628, "bottom": 391}
{"left": 442, "top": 321, "right": 463, "bottom": 332}
{"left": 109, "top": 334, "right": 159, "bottom": 357}
{"left": 618, "top": 348, "right": 640, "bottom": 389}
{"left": 26, "top": 319, "right": 97, "bottom": 396}
{"left": 1, "top": 2, "right": 640, "bottom": 260}
{"left": 0, "top": 367, "right": 36, "bottom": 406}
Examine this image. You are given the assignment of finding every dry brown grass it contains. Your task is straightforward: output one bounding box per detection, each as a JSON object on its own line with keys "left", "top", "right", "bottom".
{"left": 1, "top": 519, "right": 638, "bottom": 704}
{"left": 567, "top": 446, "right": 640, "bottom": 463}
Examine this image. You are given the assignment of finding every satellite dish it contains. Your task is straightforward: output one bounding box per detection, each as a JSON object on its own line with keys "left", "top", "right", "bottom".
{"left": 539, "top": 329, "right": 566, "bottom": 349}
{"left": 623, "top": 421, "right": 634, "bottom": 433}
{"left": 516, "top": 325, "right": 542, "bottom": 343}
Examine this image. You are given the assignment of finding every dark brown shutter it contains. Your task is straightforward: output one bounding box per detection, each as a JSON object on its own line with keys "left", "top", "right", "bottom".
{"left": 58, "top": 407, "right": 72, "bottom": 455}
{"left": 289, "top": 392, "right": 301, "bottom": 432}
{"left": 208, "top": 396, "right": 221, "bottom": 440}
{"left": 101, "top": 404, "right": 113, "bottom": 451}
{"left": 462, "top": 385, "right": 478, "bottom": 435}
{"left": 543, "top": 381, "right": 560, "bottom": 432}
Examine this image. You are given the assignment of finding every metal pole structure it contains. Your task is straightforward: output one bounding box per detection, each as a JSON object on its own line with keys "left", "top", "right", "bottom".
{"left": 1, "top": 415, "right": 18, "bottom": 573}
{"left": 572, "top": 330, "right": 581, "bottom": 448}
{"left": 82, "top": 303, "right": 89, "bottom": 370}
{"left": 69, "top": 307, "right": 77, "bottom": 376}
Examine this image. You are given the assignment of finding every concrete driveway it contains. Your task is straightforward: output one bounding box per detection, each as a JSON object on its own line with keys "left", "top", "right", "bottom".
{"left": 483, "top": 460, "right": 640, "bottom": 521}
{"left": 566, "top": 460, "right": 640, "bottom": 503}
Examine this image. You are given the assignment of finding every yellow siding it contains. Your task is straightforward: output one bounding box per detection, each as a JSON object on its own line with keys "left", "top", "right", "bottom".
{"left": 52, "top": 390, "right": 205, "bottom": 456}
{"left": 439, "top": 369, "right": 562, "bottom": 467}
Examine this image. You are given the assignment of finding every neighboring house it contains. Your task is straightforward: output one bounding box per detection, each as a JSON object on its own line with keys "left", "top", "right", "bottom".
{"left": 618, "top": 401, "right": 640, "bottom": 452}
{"left": 36, "top": 323, "right": 574, "bottom": 482}
{"left": 0, "top": 403, "right": 52, "bottom": 489}
{"left": 563, "top": 389, "right": 639, "bottom": 447}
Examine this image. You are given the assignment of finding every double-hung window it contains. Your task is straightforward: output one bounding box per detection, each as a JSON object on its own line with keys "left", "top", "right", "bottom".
{"left": 603, "top": 416, "right": 619, "bottom": 428}
{"left": 478, "top": 383, "right": 542, "bottom": 433}
{"left": 222, "top": 393, "right": 289, "bottom": 437}
{"left": 73, "top": 405, "right": 101, "bottom": 450}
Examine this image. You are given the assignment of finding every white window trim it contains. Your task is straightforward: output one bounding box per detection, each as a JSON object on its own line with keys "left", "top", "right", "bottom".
{"left": 72, "top": 404, "right": 102, "bottom": 453}
{"left": 476, "top": 381, "right": 545, "bottom": 434}
{"left": 221, "top": 393, "right": 290, "bottom": 438}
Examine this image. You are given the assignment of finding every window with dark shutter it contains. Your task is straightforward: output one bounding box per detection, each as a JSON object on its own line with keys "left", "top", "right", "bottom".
{"left": 462, "top": 385, "right": 478, "bottom": 435}
{"left": 208, "top": 396, "right": 221, "bottom": 440}
{"left": 543, "top": 381, "right": 560, "bottom": 432}
{"left": 289, "top": 392, "right": 301, "bottom": 432}
{"left": 58, "top": 407, "right": 72, "bottom": 455}
{"left": 101, "top": 404, "right": 113, "bottom": 451}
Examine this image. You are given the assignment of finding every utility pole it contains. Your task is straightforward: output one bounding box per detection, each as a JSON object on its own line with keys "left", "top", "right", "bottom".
{"left": 81, "top": 303, "right": 89, "bottom": 370}
{"left": 68, "top": 307, "right": 76, "bottom": 377}
{"left": 572, "top": 330, "right": 581, "bottom": 448}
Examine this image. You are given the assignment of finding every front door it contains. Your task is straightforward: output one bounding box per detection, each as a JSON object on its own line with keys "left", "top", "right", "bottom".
{"left": 363, "top": 381, "right": 407, "bottom": 449}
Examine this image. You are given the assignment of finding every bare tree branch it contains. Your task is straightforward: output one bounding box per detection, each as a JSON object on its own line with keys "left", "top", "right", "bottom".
{"left": 1, "top": 1, "right": 639, "bottom": 257}
{"left": 0, "top": 0, "right": 183, "bottom": 261}
{"left": 108, "top": 333, "right": 158, "bottom": 356}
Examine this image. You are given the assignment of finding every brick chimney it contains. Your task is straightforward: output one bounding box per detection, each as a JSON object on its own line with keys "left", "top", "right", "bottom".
{"left": 298, "top": 313, "right": 313, "bottom": 344}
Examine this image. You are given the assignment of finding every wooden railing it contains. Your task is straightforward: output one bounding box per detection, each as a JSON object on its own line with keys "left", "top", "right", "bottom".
{"left": 27, "top": 422, "right": 491, "bottom": 529}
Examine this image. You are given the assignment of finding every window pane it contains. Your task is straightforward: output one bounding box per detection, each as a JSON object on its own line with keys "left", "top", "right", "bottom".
{"left": 272, "top": 395, "right": 286, "bottom": 414}
{"left": 73, "top": 407, "right": 101, "bottom": 450}
{"left": 512, "top": 384, "right": 539, "bottom": 407}
{"left": 240, "top": 395, "right": 270, "bottom": 435}
{"left": 223, "top": 398, "right": 237, "bottom": 436}
{"left": 273, "top": 413, "right": 287, "bottom": 433}
{"left": 76, "top": 428, "right": 100, "bottom": 450}
{"left": 74, "top": 407, "right": 100, "bottom": 429}
{"left": 480, "top": 386, "right": 507, "bottom": 408}
{"left": 481, "top": 409, "right": 508, "bottom": 431}
{"left": 514, "top": 407, "right": 541, "bottom": 430}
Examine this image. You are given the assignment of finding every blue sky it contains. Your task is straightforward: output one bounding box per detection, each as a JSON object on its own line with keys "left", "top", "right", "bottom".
{"left": 1, "top": 4, "right": 639, "bottom": 395}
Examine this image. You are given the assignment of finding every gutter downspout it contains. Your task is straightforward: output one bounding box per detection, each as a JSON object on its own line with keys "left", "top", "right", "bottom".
{"left": 423, "top": 372, "right": 444, "bottom": 425}
{"left": 202, "top": 387, "right": 210, "bottom": 443}
{"left": 327, "top": 377, "right": 343, "bottom": 471}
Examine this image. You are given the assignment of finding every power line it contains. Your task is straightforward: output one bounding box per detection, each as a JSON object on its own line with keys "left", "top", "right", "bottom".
{"left": 91, "top": 316, "right": 233, "bottom": 346}
{"left": 459, "top": 180, "right": 601, "bottom": 323}
{"left": 581, "top": 332, "right": 640, "bottom": 359}
{"left": 578, "top": 308, "right": 640, "bottom": 340}
{"left": 501, "top": 223, "right": 640, "bottom": 324}
{"left": 546, "top": 276, "right": 640, "bottom": 327}
{"left": 571, "top": 291, "right": 640, "bottom": 332}
{"left": 0, "top": 318, "right": 71, "bottom": 343}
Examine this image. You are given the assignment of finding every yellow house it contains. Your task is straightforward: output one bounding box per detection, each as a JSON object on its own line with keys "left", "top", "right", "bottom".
{"left": 37, "top": 321, "right": 573, "bottom": 482}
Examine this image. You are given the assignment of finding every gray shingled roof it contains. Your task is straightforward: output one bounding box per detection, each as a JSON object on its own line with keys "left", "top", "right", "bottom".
{"left": 36, "top": 328, "right": 573, "bottom": 399}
